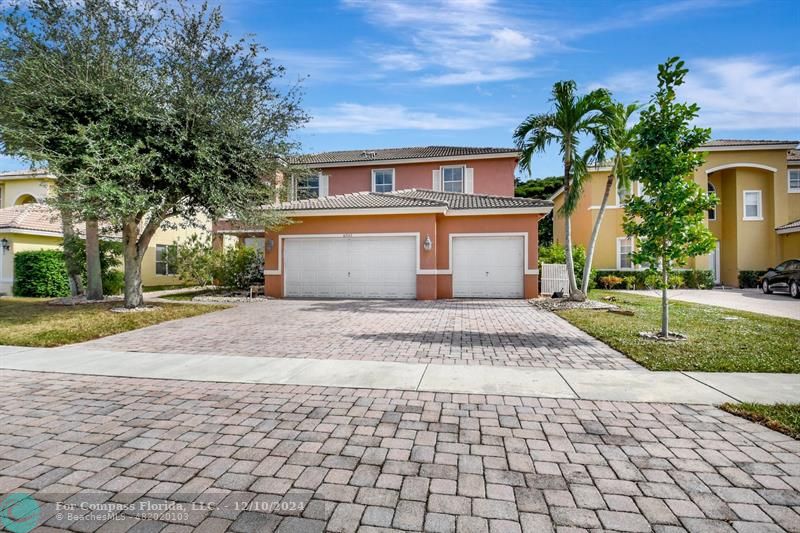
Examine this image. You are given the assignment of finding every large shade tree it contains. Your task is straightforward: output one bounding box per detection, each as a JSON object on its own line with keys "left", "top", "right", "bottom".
{"left": 580, "top": 101, "right": 640, "bottom": 294}
{"left": 623, "top": 57, "right": 717, "bottom": 337}
{"left": 514, "top": 81, "right": 610, "bottom": 300}
{"left": 0, "top": 0, "right": 306, "bottom": 307}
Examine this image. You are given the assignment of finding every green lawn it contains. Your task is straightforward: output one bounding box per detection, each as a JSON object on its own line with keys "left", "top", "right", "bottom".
{"left": 557, "top": 290, "right": 800, "bottom": 373}
{"left": 721, "top": 403, "right": 800, "bottom": 439}
{"left": 0, "top": 297, "right": 228, "bottom": 347}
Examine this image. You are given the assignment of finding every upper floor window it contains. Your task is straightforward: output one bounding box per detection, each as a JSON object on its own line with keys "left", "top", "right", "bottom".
{"left": 743, "top": 190, "right": 762, "bottom": 221}
{"left": 617, "top": 237, "right": 634, "bottom": 270}
{"left": 372, "top": 169, "right": 395, "bottom": 193}
{"left": 707, "top": 182, "right": 717, "bottom": 221}
{"left": 442, "top": 165, "right": 465, "bottom": 193}
{"left": 789, "top": 169, "right": 800, "bottom": 193}
{"left": 156, "top": 244, "right": 177, "bottom": 276}
{"left": 296, "top": 175, "right": 320, "bottom": 199}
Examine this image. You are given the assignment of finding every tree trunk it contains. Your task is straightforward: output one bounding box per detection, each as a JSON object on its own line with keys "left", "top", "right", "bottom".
{"left": 582, "top": 173, "right": 615, "bottom": 294}
{"left": 60, "top": 208, "right": 84, "bottom": 297}
{"left": 122, "top": 221, "right": 144, "bottom": 308}
{"left": 661, "top": 257, "right": 669, "bottom": 337}
{"left": 562, "top": 160, "right": 584, "bottom": 301}
{"left": 85, "top": 218, "right": 103, "bottom": 300}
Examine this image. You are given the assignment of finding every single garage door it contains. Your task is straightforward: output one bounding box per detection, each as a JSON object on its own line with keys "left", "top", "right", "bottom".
{"left": 284, "top": 236, "right": 417, "bottom": 299}
{"left": 452, "top": 236, "right": 524, "bottom": 298}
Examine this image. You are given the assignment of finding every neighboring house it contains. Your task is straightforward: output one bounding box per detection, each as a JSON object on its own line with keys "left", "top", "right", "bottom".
{"left": 0, "top": 170, "right": 208, "bottom": 294}
{"left": 217, "top": 146, "right": 552, "bottom": 299}
{"left": 550, "top": 140, "right": 800, "bottom": 287}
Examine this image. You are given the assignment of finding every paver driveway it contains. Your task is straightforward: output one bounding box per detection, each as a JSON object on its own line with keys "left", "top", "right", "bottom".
{"left": 2, "top": 371, "right": 799, "bottom": 532}
{"left": 79, "top": 299, "right": 639, "bottom": 370}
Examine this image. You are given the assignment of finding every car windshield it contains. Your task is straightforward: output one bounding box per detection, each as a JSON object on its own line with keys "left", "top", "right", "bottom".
{"left": 776, "top": 261, "right": 790, "bottom": 271}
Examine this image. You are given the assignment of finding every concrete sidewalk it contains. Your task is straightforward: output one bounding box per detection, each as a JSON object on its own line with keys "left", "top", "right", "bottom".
{"left": 2, "top": 345, "right": 797, "bottom": 404}
{"left": 620, "top": 288, "right": 800, "bottom": 320}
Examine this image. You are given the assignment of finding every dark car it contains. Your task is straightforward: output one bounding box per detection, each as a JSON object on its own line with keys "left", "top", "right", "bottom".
{"left": 759, "top": 259, "right": 800, "bottom": 298}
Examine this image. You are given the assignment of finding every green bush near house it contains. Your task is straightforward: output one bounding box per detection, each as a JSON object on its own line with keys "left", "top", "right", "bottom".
{"left": 13, "top": 250, "right": 71, "bottom": 297}
{"left": 592, "top": 269, "right": 713, "bottom": 290}
{"left": 538, "top": 243, "right": 595, "bottom": 290}
{"left": 598, "top": 275, "right": 624, "bottom": 289}
{"left": 738, "top": 270, "right": 767, "bottom": 289}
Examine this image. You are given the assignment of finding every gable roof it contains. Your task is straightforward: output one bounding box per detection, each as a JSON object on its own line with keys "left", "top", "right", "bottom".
{"left": 0, "top": 204, "right": 63, "bottom": 235}
{"left": 275, "top": 189, "right": 551, "bottom": 215}
{"left": 295, "top": 146, "right": 519, "bottom": 167}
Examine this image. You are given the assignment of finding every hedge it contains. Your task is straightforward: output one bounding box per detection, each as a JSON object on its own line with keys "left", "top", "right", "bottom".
{"left": 738, "top": 270, "right": 767, "bottom": 289}
{"left": 593, "top": 269, "right": 714, "bottom": 290}
{"left": 13, "top": 250, "right": 71, "bottom": 297}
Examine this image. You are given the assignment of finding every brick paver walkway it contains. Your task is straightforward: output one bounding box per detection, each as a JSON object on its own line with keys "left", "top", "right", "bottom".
{"left": 2, "top": 371, "right": 798, "bottom": 532}
{"left": 78, "top": 300, "right": 638, "bottom": 369}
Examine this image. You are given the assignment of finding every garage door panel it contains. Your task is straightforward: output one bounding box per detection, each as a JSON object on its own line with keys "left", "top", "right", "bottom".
{"left": 452, "top": 236, "right": 524, "bottom": 298}
{"left": 284, "top": 236, "right": 417, "bottom": 299}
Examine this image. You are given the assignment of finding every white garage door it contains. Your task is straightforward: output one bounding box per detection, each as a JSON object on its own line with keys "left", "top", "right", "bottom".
{"left": 452, "top": 236, "right": 524, "bottom": 298}
{"left": 284, "top": 236, "right": 417, "bottom": 299}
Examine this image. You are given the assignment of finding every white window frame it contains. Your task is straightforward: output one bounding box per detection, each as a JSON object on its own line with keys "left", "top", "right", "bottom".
{"left": 707, "top": 182, "right": 717, "bottom": 221}
{"left": 616, "top": 236, "right": 634, "bottom": 271}
{"left": 789, "top": 169, "right": 800, "bottom": 193}
{"left": 742, "top": 190, "right": 762, "bottom": 221}
{"left": 371, "top": 168, "right": 395, "bottom": 193}
{"left": 441, "top": 165, "right": 465, "bottom": 193}
{"left": 155, "top": 244, "right": 177, "bottom": 276}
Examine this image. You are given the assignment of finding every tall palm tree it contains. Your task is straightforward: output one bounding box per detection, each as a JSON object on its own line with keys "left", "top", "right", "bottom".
{"left": 514, "top": 81, "right": 610, "bottom": 300}
{"left": 580, "top": 101, "right": 640, "bottom": 294}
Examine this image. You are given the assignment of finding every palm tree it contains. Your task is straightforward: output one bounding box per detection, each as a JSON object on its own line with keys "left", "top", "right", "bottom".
{"left": 580, "top": 101, "right": 640, "bottom": 294}
{"left": 514, "top": 81, "right": 610, "bottom": 300}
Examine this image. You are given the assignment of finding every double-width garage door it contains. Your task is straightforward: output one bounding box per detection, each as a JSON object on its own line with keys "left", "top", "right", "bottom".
{"left": 452, "top": 236, "right": 524, "bottom": 298}
{"left": 284, "top": 236, "right": 417, "bottom": 299}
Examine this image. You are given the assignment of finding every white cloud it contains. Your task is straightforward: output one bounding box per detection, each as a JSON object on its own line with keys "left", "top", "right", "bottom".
{"left": 307, "top": 103, "right": 512, "bottom": 133}
{"left": 594, "top": 57, "right": 800, "bottom": 130}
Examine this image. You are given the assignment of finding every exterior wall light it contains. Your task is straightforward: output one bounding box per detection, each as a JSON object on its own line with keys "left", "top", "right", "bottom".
{"left": 0, "top": 238, "right": 9, "bottom": 252}
{"left": 423, "top": 235, "right": 432, "bottom": 251}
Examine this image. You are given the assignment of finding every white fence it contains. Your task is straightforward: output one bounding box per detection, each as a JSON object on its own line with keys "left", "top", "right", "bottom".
{"left": 541, "top": 263, "right": 569, "bottom": 295}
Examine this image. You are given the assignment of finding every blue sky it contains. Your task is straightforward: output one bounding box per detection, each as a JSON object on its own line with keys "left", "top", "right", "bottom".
{"left": 2, "top": 0, "right": 799, "bottom": 178}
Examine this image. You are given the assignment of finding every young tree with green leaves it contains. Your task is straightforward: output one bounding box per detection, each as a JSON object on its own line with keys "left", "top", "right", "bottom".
{"left": 514, "top": 81, "right": 610, "bottom": 300}
{"left": 623, "top": 57, "right": 717, "bottom": 337}
{"left": 580, "top": 101, "right": 640, "bottom": 294}
{"left": 0, "top": 0, "right": 306, "bottom": 308}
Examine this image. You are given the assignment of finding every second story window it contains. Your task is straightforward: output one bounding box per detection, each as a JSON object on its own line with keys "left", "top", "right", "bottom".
{"left": 372, "top": 169, "right": 394, "bottom": 193}
{"left": 790, "top": 169, "right": 800, "bottom": 193}
{"left": 296, "top": 175, "right": 320, "bottom": 199}
{"left": 442, "top": 165, "right": 464, "bottom": 193}
{"left": 743, "top": 190, "right": 762, "bottom": 221}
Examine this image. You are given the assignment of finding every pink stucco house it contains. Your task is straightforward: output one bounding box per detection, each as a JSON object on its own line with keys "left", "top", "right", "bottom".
{"left": 217, "top": 146, "right": 552, "bottom": 300}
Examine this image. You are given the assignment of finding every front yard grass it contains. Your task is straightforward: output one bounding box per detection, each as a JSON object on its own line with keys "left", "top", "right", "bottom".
{"left": 0, "top": 297, "right": 229, "bottom": 347}
{"left": 721, "top": 403, "right": 800, "bottom": 439}
{"left": 557, "top": 290, "right": 800, "bottom": 373}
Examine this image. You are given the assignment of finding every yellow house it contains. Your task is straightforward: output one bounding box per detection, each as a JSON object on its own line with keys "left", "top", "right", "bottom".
{"left": 0, "top": 170, "right": 209, "bottom": 294}
{"left": 550, "top": 140, "right": 800, "bottom": 287}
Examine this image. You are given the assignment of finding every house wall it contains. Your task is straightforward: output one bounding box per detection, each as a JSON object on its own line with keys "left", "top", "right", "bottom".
{"left": 778, "top": 232, "right": 800, "bottom": 259}
{"left": 553, "top": 147, "right": 797, "bottom": 281}
{"left": 263, "top": 212, "right": 540, "bottom": 299}
{"left": 0, "top": 178, "right": 53, "bottom": 208}
{"left": 321, "top": 157, "right": 517, "bottom": 197}
{"left": 0, "top": 233, "right": 62, "bottom": 294}
{"left": 141, "top": 214, "right": 211, "bottom": 287}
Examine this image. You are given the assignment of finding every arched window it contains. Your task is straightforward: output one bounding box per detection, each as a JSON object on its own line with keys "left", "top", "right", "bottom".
{"left": 707, "top": 182, "right": 717, "bottom": 221}
{"left": 14, "top": 194, "right": 37, "bottom": 205}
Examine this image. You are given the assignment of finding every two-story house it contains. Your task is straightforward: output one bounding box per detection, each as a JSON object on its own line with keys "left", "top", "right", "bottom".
{"left": 0, "top": 169, "right": 208, "bottom": 294}
{"left": 216, "top": 146, "right": 552, "bottom": 299}
{"left": 550, "top": 140, "right": 800, "bottom": 287}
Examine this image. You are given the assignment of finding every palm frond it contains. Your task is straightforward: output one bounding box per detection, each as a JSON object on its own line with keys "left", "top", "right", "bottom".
{"left": 514, "top": 112, "right": 556, "bottom": 174}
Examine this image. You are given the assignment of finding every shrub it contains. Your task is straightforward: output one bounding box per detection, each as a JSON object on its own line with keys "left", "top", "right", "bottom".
{"left": 212, "top": 245, "right": 264, "bottom": 290}
{"left": 622, "top": 275, "right": 637, "bottom": 289}
{"left": 174, "top": 234, "right": 215, "bottom": 286}
{"left": 538, "top": 243, "right": 588, "bottom": 288}
{"left": 739, "top": 270, "right": 766, "bottom": 289}
{"left": 668, "top": 273, "right": 685, "bottom": 289}
{"left": 13, "top": 250, "right": 70, "bottom": 297}
{"left": 683, "top": 269, "right": 714, "bottom": 289}
{"left": 103, "top": 270, "right": 125, "bottom": 295}
{"left": 598, "top": 275, "right": 624, "bottom": 289}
